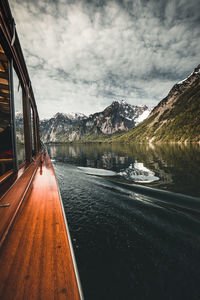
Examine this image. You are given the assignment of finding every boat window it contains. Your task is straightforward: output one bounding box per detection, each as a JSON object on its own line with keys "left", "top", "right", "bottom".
{"left": 13, "top": 69, "right": 25, "bottom": 166}
{"left": 0, "top": 43, "right": 14, "bottom": 179}
{"left": 30, "top": 103, "right": 36, "bottom": 156}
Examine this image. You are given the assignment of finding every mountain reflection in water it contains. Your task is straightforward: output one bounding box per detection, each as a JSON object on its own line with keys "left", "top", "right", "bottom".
{"left": 47, "top": 143, "right": 200, "bottom": 300}
{"left": 48, "top": 143, "right": 200, "bottom": 197}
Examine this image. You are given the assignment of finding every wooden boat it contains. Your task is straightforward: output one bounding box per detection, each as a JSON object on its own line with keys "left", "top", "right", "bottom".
{"left": 0, "top": 1, "right": 83, "bottom": 299}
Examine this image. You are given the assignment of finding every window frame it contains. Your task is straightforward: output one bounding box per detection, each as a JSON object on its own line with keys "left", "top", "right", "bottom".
{"left": 0, "top": 10, "right": 41, "bottom": 187}
{"left": 12, "top": 64, "right": 26, "bottom": 168}
{"left": 0, "top": 54, "right": 16, "bottom": 182}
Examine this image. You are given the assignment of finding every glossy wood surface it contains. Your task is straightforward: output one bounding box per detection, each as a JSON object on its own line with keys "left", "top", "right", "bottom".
{"left": 0, "top": 159, "right": 40, "bottom": 246}
{"left": 0, "top": 169, "right": 13, "bottom": 184}
{"left": 0, "top": 155, "right": 82, "bottom": 300}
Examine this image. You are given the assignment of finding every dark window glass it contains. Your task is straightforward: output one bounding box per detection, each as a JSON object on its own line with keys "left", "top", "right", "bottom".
{"left": 0, "top": 43, "right": 13, "bottom": 177}
{"left": 13, "top": 69, "right": 25, "bottom": 166}
{"left": 30, "top": 104, "right": 35, "bottom": 155}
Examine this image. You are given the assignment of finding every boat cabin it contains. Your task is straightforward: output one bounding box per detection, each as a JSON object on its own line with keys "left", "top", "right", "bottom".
{"left": 0, "top": 1, "right": 83, "bottom": 299}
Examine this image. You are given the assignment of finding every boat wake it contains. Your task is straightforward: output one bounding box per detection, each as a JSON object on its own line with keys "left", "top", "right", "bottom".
{"left": 53, "top": 162, "right": 200, "bottom": 300}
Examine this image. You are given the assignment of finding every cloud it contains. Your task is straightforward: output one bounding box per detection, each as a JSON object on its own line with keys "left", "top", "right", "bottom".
{"left": 10, "top": 0, "right": 200, "bottom": 118}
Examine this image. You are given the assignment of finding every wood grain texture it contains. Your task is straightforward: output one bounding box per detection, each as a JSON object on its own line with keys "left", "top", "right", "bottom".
{"left": 0, "top": 169, "right": 14, "bottom": 185}
{"left": 0, "top": 159, "right": 40, "bottom": 245}
{"left": 0, "top": 155, "right": 82, "bottom": 300}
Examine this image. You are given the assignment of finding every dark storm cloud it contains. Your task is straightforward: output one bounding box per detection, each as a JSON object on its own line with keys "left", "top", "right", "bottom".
{"left": 10, "top": 0, "right": 200, "bottom": 118}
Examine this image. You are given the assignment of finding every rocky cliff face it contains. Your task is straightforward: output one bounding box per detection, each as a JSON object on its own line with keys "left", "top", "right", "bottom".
{"left": 115, "top": 64, "right": 200, "bottom": 143}
{"left": 95, "top": 100, "right": 150, "bottom": 134}
{"left": 150, "top": 64, "right": 200, "bottom": 123}
{"left": 75, "top": 100, "right": 151, "bottom": 136}
{"left": 40, "top": 100, "right": 151, "bottom": 143}
{"left": 40, "top": 112, "right": 87, "bottom": 143}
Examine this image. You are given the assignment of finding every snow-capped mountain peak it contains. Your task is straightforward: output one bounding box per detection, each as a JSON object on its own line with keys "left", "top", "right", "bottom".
{"left": 177, "top": 64, "right": 200, "bottom": 85}
{"left": 106, "top": 100, "right": 150, "bottom": 124}
{"left": 65, "top": 112, "right": 87, "bottom": 120}
{"left": 40, "top": 100, "right": 151, "bottom": 142}
{"left": 53, "top": 112, "right": 87, "bottom": 121}
{"left": 135, "top": 108, "right": 152, "bottom": 125}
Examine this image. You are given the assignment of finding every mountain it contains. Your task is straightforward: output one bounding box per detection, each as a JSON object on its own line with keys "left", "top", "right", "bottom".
{"left": 40, "top": 101, "right": 151, "bottom": 143}
{"left": 113, "top": 64, "right": 200, "bottom": 144}
{"left": 40, "top": 112, "right": 87, "bottom": 143}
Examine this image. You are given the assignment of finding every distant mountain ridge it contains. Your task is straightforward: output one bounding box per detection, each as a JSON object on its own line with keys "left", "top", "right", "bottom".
{"left": 113, "top": 64, "right": 200, "bottom": 144}
{"left": 40, "top": 100, "right": 151, "bottom": 143}
{"left": 40, "top": 112, "right": 87, "bottom": 143}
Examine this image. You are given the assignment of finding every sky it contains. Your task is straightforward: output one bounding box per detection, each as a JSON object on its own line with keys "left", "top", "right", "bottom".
{"left": 10, "top": 0, "right": 200, "bottom": 119}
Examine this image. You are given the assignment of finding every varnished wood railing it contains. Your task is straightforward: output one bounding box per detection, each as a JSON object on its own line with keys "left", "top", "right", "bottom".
{"left": 0, "top": 154, "right": 83, "bottom": 300}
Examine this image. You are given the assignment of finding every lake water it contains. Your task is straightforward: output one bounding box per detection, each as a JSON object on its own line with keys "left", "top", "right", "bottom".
{"left": 47, "top": 143, "right": 200, "bottom": 300}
